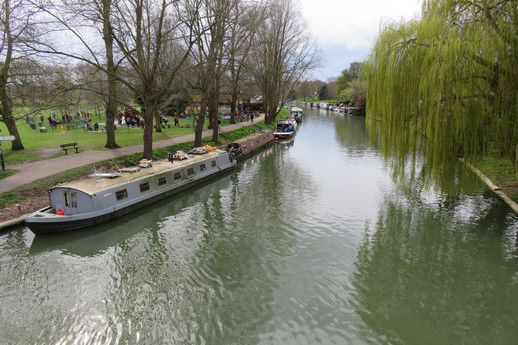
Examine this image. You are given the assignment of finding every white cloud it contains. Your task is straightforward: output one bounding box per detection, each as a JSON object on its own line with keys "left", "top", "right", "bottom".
{"left": 299, "top": 0, "right": 422, "bottom": 49}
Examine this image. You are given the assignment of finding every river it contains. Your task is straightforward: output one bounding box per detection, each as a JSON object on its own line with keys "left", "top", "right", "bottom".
{"left": 1, "top": 107, "right": 518, "bottom": 344}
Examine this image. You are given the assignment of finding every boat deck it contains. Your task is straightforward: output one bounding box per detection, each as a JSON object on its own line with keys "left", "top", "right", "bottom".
{"left": 58, "top": 151, "right": 224, "bottom": 195}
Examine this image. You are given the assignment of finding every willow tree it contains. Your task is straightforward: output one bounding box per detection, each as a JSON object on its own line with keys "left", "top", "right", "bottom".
{"left": 364, "top": 0, "right": 518, "bottom": 182}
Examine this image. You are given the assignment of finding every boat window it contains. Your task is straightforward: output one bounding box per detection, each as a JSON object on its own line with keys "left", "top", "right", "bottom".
{"left": 71, "top": 193, "right": 77, "bottom": 208}
{"left": 251, "top": 141, "right": 255, "bottom": 147}
{"left": 200, "top": 164, "right": 206, "bottom": 171}
{"left": 64, "top": 192, "right": 69, "bottom": 207}
{"left": 211, "top": 160, "right": 217, "bottom": 168}
{"left": 187, "top": 167, "right": 194, "bottom": 176}
{"left": 139, "top": 182, "right": 150, "bottom": 192}
{"left": 173, "top": 172, "right": 181, "bottom": 181}
{"left": 157, "top": 176, "right": 167, "bottom": 186}
{"left": 116, "top": 189, "right": 128, "bottom": 201}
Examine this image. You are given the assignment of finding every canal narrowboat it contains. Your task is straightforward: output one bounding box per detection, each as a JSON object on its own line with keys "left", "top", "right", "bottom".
{"left": 26, "top": 150, "right": 236, "bottom": 235}
{"left": 273, "top": 118, "right": 297, "bottom": 140}
{"left": 228, "top": 130, "right": 274, "bottom": 160}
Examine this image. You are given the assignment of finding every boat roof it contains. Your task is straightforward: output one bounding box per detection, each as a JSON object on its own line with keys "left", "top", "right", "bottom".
{"left": 277, "top": 119, "right": 296, "bottom": 124}
{"left": 232, "top": 130, "right": 272, "bottom": 144}
{"left": 53, "top": 150, "right": 226, "bottom": 195}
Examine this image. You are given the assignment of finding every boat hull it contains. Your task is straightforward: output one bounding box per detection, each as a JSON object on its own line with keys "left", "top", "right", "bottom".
{"left": 273, "top": 132, "right": 294, "bottom": 139}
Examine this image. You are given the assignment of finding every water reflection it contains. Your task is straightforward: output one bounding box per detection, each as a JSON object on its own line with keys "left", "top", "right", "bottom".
{"left": 334, "top": 115, "right": 370, "bottom": 153}
{"left": 2, "top": 108, "right": 518, "bottom": 344}
{"left": 351, "top": 177, "right": 518, "bottom": 345}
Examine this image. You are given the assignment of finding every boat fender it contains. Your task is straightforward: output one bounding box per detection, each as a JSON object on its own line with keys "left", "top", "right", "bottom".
{"left": 56, "top": 208, "right": 64, "bottom": 216}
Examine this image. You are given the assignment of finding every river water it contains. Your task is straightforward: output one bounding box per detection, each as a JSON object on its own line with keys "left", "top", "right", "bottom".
{"left": 1, "top": 107, "right": 518, "bottom": 344}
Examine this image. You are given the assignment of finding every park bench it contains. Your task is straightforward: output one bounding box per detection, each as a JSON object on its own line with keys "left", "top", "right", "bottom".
{"left": 60, "top": 143, "right": 81, "bottom": 155}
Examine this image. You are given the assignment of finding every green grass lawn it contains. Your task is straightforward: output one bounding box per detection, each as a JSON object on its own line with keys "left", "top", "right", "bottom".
{"left": 0, "top": 116, "right": 244, "bottom": 164}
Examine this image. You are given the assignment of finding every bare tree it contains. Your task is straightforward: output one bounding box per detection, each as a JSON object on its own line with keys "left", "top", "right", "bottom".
{"left": 188, "top": 0, "right": 233, "bottom": 146}
{"left": 251, "top": 0, "right": 319, "bottom": 124}
{"left": 109, "top": 0, "right": 200, "bottom": 158}
{"left": 31, "top": 0, "right": 200, "bottom": 156}
{"left": 0, "top": 0, "right": 41, "bottom": 150}
{"left": 225, "top": 0, "right": 263, "bottom": 124}
{"left": 99, "top": 0, "right": 119, "bottom": 148}
{"left": 28, "top": 0, "right": 126, "bottom": 148}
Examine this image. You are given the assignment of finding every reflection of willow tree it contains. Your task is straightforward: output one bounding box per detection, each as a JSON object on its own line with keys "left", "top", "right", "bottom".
{"left": 351, "top": 185, "right": 518, "bottom": 345}
{"left": 333, "top": 116, "right": 369, "bottom": 152}
{"left": 364, "top": 0, "right": 518, "bottom": 185}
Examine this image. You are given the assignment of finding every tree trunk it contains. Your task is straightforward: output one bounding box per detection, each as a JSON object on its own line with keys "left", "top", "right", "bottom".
{"left": 102, "top": 0, "right": 119, "bottom": 149}
{"left": 230, "top": 84, "right": 238, "bottom": 124}
{"left": 195, "top": 102, "right": 206, "bottom": 147}
{"left": 0, "top": 88, "right": 24, "bottom": 150}
{"left": 104, "top": 102, "right": 119, "bottom": 149}
{"left": 143, "top": 98, "right": 155, "bottom": 160}
{"left": 3, "top": 115, "right": 24, "bottom": 150}
{"left": 154, "top": 110, "right": 162, "bottom": 132}
{"left": 209, "top": 88, "right": 219, "bottom": 142}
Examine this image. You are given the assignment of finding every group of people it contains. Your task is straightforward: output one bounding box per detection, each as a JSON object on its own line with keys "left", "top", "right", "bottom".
{"left": 46, "top": 114, "right": 93, "bottom": 127}
{"left": 240, "top": 113, "right": 254, "bottom": 122}
{"left": 42, "top": 111, "right": 93, "bottom": 126}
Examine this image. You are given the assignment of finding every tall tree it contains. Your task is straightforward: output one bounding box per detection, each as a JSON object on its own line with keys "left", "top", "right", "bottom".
{"left": 99, "top": 0, "right": 118, "bottom": 148}
{"left": 109, "top": 0, "right": 200, "bottom": 159}
{"left": 251, "top": 0, "right": 319, "bottom": 125}
{"left": 189, "top": 0, "right": 233, "bottom": 145}
{"left": 34, "top": 0, "right": 200, "bottom": 158}
{"left": 225, "top": 0, "right": 263, "bottom": 124}
{"left": 0, "top": 0, "right": 39, "bottom": 150}
{"left": 317, "top": 83, "right": 328, "bottom": 100}
{"left": 30, "top": 0, "right": 124, "bottom": 148}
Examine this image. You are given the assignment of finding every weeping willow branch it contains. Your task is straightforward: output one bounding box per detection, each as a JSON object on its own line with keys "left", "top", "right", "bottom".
{"left": 364, "top": 0, "right": 518, "bottom": 186}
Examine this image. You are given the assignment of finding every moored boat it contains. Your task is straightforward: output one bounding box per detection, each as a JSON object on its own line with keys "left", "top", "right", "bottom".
{"left": 26, "top": 150, "right": 236, "bottom": 234}
{"left": 273, "top": 118, "right": 297, "bottom": 140}
{"left": 228, "top": 130, "right": 274, "bottom": 160}
{"left": 290, "top": 106, "right": 303, "bottom": 122}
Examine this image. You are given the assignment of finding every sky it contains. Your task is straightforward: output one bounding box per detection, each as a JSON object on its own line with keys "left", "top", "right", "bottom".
{"left": 298, "top": 0, "right": 423, "bottom": 81}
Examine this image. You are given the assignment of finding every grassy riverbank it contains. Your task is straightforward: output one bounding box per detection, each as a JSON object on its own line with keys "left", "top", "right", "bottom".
{"left": 476, "top": 157, "right": 518, "bottom": 203}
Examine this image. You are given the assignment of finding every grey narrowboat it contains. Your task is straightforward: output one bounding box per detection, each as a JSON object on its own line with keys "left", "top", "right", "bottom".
{"left": 26, "top": 150, "right": 236, "bottom": 234}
